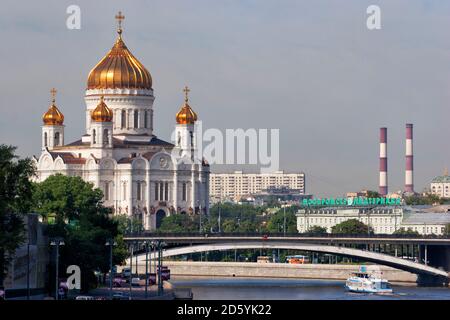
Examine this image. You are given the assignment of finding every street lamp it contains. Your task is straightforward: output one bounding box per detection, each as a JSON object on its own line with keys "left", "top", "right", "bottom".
{"left": 144, "top": 241, "right": 150, "bottom": 299}
{"left": 105, "top": 239, "right": 117, "bottom": 300}
{"left": 27, "top": 213, "right": 42, "bottom": 300}
{"left": 50, "top": 237, "right": 65, "bottom": 300}
{"left": 218, "top": 202, "right": 222, "bottom": 233}
{"left": 283, "top": 203, "right": 286, "bottom": 236}
{"left": 157, "top": 241, "right": 166, "bottom": 296}
{"left": 197, "top": 201, "right": 202, "bottom": 234}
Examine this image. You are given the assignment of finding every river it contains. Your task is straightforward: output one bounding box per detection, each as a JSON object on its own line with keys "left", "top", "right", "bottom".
{"left": 171, "top": 277, "right": 450, "bottom": 300}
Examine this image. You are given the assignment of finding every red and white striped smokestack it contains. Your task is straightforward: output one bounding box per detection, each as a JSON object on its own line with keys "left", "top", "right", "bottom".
{"left": 379, "top": 127, "right": 388, "bottom": 195}
{"left": 405, "top": 123, "right": 414, "bottom": 193}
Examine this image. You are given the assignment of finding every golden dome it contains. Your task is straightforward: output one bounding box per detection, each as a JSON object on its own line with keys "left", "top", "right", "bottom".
{"left": 43, "top": 88, "right": 64, "bottom": 126}
{"left": 91, "top": 96, "right": 113, "bottom": 122}
{"left": 176, "top": 86, "right": 198, "bottom": 125}
{"left": 86, "top": 12, "right": 152, "bottom": 90}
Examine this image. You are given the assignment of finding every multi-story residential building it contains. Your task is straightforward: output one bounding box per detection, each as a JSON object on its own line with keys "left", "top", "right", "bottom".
{"left": 209, "top": 171, "right": 305, "bottom": 203}
{"left": 430, "top": 169, "right": 450, "bottom": 198}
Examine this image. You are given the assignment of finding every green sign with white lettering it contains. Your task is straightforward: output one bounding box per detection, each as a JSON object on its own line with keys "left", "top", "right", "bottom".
{"left": 302, "top": 197, "right": 401, "bottom": 207}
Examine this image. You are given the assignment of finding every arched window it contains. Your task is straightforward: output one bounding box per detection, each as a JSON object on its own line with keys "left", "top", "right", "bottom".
{"left": 144, "top": 110, "right": 148, "bottom": 128}
{"left": 123, "top": 182, "right": 127, "bottom": 200}
{"left": 121, "top": 110, "right": 126, "bottom": 129}
{"left": 182, "top": 182, "right": 187, "bottom": 201}
{"left": 159, "top": 183, "right": 164, "bottom": 201}
{"left": 44, "top": 132, "right": 48, "bottom": 147}
{"left": 104, "top": 182, "right": 110, "bottom": 201}
{"left": 54, "top": 132, "right": 60, "bottom": 146}
{"left": 103, "top": 129, "right": 109, "bottom": 145}
{"left": 137, "top": 182, "right": 142, "bottom": 201}
{"left": 134, "top": 110, "right": 139, "bottom": 128}
{"left": 164, "top": 182, "right": 169, "bottom": 201}
{"left": 155, "top": 182, "right": 159, "bottom": 200}
{"left": 92, "top": 129, "right": 96, "bottom": 144}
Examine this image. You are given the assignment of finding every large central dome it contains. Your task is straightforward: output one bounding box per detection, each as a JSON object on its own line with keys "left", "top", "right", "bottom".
{"left": 87, "top": 27, "right": 152, "bottom": 90}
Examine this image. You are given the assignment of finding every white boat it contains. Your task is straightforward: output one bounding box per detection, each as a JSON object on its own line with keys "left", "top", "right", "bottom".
{"left": 345, "top": 267, "right": 393, "bottom": 294}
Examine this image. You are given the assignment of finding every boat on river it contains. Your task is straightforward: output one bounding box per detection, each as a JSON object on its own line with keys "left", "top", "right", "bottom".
{"left": 345, "top": 266, "right": 393, "bottom": 294}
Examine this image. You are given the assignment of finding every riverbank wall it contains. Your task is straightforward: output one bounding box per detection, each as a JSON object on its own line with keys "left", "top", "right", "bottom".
{"left": 135, "top": 261, "right": 417, "bottom": 283}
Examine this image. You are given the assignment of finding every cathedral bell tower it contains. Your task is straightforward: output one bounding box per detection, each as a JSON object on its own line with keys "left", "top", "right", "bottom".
{"left": 90, "top": 96, "right": 113, "bottom": 148}
{"left": 42, "top": 88, "right": 64, "bottom": 151}
{"left": 175, "top": 86, "right": 198, "bottom": 160}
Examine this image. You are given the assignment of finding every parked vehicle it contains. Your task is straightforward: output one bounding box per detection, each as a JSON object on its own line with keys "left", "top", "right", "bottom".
{"left": 112, "top": 292, "right": 130, "bottom": 300}
{"left": 131, "top": 277, "right": 141, "bottom": 286}
{"left": 121, "top": 267, "right": 131, "bottom": 278}
{"left": 147, "top": 273, "right": 156, "bottom": 285}
{"left": 113, "top": 277, "right": 127, "bottom": 287}
{"left": 75, "top": 295, "right": 95, "bottom": 300}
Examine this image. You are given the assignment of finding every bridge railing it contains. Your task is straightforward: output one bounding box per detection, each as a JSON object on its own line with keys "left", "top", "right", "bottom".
{"left": 124, "top": 232, "right": 450, "bottom": 239}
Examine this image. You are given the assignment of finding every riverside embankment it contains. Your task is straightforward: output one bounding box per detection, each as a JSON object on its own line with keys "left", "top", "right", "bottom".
{"left": 133, "top": 261, "right": 418, "bottom": 283}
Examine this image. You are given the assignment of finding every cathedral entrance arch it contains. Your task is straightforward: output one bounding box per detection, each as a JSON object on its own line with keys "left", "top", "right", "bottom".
{"left": 155, "top": 209, "right": 167, "bottom": 228}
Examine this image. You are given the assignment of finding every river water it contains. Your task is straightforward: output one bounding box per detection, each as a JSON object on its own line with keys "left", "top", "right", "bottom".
{"left": 171, "top": 277, "right": 450, "bottom": 300}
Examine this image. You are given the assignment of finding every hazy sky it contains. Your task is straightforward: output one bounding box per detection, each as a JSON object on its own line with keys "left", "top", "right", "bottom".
{"left": 1, "top": 0, "right": 449, "bottom": 197}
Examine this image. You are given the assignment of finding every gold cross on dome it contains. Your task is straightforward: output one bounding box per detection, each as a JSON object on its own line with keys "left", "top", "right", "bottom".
{"left": 50, "top": 88, "right": 57, "bottom": 103}
{"left": 183, "top": 86, "right": 190, "bottom": 102}
{"left": 115, "top": 11, "right": 125, "bottom": 31}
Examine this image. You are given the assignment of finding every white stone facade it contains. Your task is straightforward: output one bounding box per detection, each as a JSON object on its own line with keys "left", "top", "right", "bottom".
{"left": 33, "top": 84, "right": 209, "bottom": 232}
{"left": 296, "top": 207, "right": 450, "bottom": 235}
{"left": 430, "top": 174, "right": 450, "bottom": 198}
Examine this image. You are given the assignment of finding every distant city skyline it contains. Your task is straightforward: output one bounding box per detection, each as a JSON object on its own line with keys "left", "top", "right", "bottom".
{"left": 1, "top": 0, "right": 449, "bottom": 197}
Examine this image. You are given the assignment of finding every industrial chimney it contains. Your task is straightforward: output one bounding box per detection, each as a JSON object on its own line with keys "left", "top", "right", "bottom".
{"left": 405, "top": 123, "right": 414, "bottom": 193}
{"left": 379, "top": 127, "right": 388, "bottom": 195}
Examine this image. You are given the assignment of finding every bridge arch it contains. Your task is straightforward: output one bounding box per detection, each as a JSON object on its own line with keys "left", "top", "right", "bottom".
{"left": 134, "top": 241, "right": 448, "bottom": 279}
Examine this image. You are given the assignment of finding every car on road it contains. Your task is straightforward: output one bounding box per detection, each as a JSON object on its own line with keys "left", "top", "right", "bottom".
{"left": 121, "top": 267, "right": 131, "bottom": 278}
{"left": 112, "top": 292, "right": 130, "bottom": 300}
{"left": 131, "top": 277, "right": 141, "bottom": 286}
{"left": 113, "top": 277, "right": 127, "bottom": 287}
{"left": 75, "top": 295, "right": 95, "bottom": 300}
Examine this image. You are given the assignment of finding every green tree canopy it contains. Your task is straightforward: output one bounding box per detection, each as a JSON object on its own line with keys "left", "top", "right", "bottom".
{"left": 366, "top": 190, "right": 381, "bottom": 198}
{"left": 393, "top": 227, "right": 420, "bottom": 236}
{"left": 0, "top": 145, "right": 35, "bottom": 287}
{"left": 306, "top": 225, "right": 328, "bottom": 235}
{"left": 266, "top": 209, "right": 297, "bottom": 233}
{"left": 32, "top": 174, "right": 127, "bottom": 292}
{"left": 158, "top": 214, "right": 200, "bottom": 233}
{"left": 404, "top": 194, "right": 443, "bottom": 205}
{"left": 331, "top": 219, "right": 373, "bottom": 235}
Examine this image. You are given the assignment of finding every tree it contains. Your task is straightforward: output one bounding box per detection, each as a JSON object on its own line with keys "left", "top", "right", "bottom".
{"left": 393, "top": 228, "right": 420, "bottom": 236}
{"left": 405, "top": 194, "right": 443, "bottom": 205}
{"left": 443, "top": 224, "right": 450, "bottom": 236}
{"left": 266, "top": 209, "right": 297, "bottom": 233}
{"left": 32, "top": 174, "right": 127, "bottom": 292}
{"left": 0, "top": 145, "right": 35, "bottom": 287}
{"left": 114, "top": 214, "right": 143, "bottom": 234}
{"left": 331, "top": 219, "right": 373, "bottom": 235}
{"left": 306, "top": 226, "right": 328, "bottom": 235}
{"left": 366, "top": 190, "right": 380, "bottom": 198}
{"left": 158, "top": 214, "right": 199, "bottom": 233}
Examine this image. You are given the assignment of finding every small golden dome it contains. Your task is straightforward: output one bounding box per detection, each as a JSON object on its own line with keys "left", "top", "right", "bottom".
{"left": 86, "top": 12, "right": 152, "bottom": 90}
{"left": 176, "top": 86, "right": 198, "bottom": 125}
{"left": 43, "top": 88, "right": 64, "bottom": 126}
{"left": 91, "top": 96, "right": 113, "bottom": 122}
